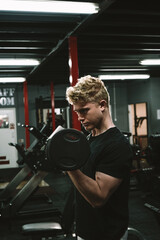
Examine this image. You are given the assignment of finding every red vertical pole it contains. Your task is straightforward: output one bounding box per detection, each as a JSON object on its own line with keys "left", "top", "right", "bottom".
{"left": 68, "top": 36, "right": 81, "bottom": 131}
{"left": 50, "top": 81, "right": 56, "bottom": 131}
{"left": 23, "top": 81, "right": 30, "bottom": 148}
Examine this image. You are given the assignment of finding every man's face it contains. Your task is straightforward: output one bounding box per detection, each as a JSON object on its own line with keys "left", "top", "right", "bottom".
{"left": 73, "top": 101, "right": 104, "bottom": 131}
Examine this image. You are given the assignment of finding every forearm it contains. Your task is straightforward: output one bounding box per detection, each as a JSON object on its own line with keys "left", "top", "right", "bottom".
{"left": 67, "top": 170, "right": 107, "bottom": 207}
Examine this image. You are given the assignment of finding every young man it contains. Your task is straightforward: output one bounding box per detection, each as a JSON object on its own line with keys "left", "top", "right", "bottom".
{"left": 66, "top": 75, "right": 133, "bottom": 240}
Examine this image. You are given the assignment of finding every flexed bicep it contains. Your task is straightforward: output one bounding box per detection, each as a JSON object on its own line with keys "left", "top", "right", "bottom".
{"left": 95, "top": 171, "right": 122, "bottom": 205}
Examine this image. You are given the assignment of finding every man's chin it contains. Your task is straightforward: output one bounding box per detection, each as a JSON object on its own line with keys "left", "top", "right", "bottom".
{"left": 83, "top": 125, "right": 92, "bottom": 131}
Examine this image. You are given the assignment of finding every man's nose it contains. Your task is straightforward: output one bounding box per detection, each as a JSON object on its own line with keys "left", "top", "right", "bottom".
{"left": 78, "top": 114, "right": 84, "bottom": 122}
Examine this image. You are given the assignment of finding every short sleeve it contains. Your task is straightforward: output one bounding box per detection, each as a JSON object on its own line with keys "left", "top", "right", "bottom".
{"left": 96, "top": 140, "right": 132, "bottom": 179}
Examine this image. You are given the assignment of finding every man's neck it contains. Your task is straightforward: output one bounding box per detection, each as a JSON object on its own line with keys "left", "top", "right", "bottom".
{"left": 92, "top": 120, "right": 115, "bottom": 137}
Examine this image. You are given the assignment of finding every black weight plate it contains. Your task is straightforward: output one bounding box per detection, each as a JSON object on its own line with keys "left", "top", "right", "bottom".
{"left": 46, "top": 128, "right": 90, "bottom": 171}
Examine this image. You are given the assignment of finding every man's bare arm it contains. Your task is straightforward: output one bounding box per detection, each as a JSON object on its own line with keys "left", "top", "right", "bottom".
{"left": 67, "top": 170, "right": 122, "bottom": 208}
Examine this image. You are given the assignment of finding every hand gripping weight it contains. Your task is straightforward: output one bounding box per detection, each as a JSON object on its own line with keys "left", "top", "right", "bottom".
{"left": 46, "top": 128, "right": 90, "bottom": 171}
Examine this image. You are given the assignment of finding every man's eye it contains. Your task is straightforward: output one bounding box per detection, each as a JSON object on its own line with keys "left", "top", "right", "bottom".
{"left": 75, "top": 108, "right": 89, "bottom": 115}
{"left": 81, "top": 109, "right": 89, "bottom": 114}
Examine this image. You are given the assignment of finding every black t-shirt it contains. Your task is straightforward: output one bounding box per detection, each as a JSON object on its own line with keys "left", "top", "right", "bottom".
{"left": 76, "top": 127, "right": 133, "bottom": 240}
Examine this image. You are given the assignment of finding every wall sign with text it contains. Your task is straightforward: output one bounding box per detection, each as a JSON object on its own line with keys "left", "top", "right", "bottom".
{"left": 0, "top": 88, "right": 15, "bottom": 106}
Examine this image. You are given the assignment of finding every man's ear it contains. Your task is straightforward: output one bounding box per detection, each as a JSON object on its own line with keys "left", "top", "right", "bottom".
{"left": 99, "top": 100, "right": 107, "bottom": 111}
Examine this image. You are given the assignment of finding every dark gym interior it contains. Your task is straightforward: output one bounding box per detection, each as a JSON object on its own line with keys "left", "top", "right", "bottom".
{"left": 0, "top": 0, "right": 160, "bottom": 239}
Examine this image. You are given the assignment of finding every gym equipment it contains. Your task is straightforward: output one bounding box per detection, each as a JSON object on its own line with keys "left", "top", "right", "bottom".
{"left": 0, "top": 164, "right": 31, "bottom": 202}
{"left": 19, "top": 125, "right": 90, "bottom": 172}
{"left": 122, "top": 131, "right": 132, "bottom": 142}
{"left": 148, "top": 134, "right": 160, "bottom": 173}
{"left": 22, "top": 186, "right": 75, "bottom": 240}
{"left": 0, "top": 123, "right": 49, "bottom": 202}
{"left": 46, "top": 126, "right": 90, "bottom": 171}
{"left": 22, "top": 218, "right": 147, "bottom": 240}
{"left": 128, "top": 227, "right": 146, "bottom": 240}
{"left": 143, "top": 173, "right": 160, "bottom": 227}
{"left": 0, "top": 124, "right": 90, "bottom": 219}
{"left": 12, "top": 125, "right": 90, "bottom": 172}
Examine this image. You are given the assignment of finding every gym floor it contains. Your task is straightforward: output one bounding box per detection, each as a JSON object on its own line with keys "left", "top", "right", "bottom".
{"left": 0, "top": 169, "right": 160, "bottom": 240}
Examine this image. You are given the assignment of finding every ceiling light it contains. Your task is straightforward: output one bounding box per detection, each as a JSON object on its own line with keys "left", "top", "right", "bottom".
{"left": 0, "top": 47, "right": 44, "bottom": 50}
{"left": 0, "top": 59, "right": 40, "bottom": 66}
{"left": 99, "top": 68, "right": 148, "bottom": 71}
{"left": 0, "top": 1, "right": 99, "bottom": 14}
{"left": 140, "top": 59, "right": 160, "bottom": 65}
{"left": 99, "top": 74, "right": 150, "bottom": 80}
{"left": 0, "top": 77, "right": 26, "bottom": 83}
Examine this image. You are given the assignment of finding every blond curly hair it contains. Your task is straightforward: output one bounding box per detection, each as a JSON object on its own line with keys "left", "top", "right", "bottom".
{"left": 66, "top": 75, "right": 110, "bottom": 107}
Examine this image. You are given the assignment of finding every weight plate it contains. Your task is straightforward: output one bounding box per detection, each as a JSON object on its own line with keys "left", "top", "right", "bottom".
{"left": 46, "top": 128, "right": 90, "bottom": 171}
